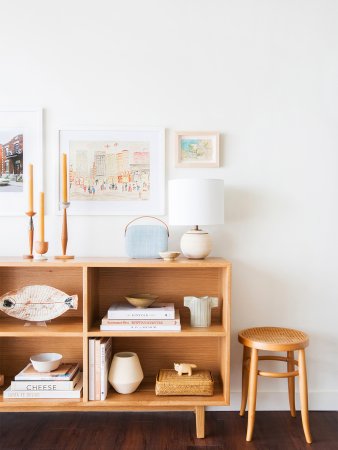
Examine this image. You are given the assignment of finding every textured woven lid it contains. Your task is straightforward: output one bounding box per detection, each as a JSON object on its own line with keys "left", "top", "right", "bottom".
{"left": 157, "top": 369, "right": 213, "bottom": 385}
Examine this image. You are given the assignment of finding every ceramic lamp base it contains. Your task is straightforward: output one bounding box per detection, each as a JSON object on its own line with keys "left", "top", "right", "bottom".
{"left": 180, "top": 229, "right": 212, "bottom": 259}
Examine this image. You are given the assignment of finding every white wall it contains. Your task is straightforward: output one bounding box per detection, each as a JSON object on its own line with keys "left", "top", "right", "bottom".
{"left": 0, "top": 0, "right": 337, "bottom": 410}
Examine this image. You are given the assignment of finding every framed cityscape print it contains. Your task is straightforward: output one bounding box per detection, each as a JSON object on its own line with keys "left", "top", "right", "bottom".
{"left": 175, "top": 131, "right": 220, "bottom": 168}
{"left": 59, "top": 128, "right": 165, "bottom": 215}
{"left": 0, "top": 108, "right": 43, "bottom": 215}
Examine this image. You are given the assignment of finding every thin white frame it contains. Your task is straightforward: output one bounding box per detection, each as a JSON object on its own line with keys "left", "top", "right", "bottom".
{"left": 175, "top": 131, "right": 220, "bottom": 168}
{"left": 59, "top": 127, "right": 165, "bottom": 215}
{"left": 0, "top": 108, "right": 43, "bottom": 216}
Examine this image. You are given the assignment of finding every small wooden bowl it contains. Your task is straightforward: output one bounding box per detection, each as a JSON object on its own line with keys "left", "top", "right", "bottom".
{"left": 125, "top": 294, "right": 159, "bottom": 308}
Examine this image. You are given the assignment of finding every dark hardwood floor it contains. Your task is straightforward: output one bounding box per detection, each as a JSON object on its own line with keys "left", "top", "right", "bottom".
{"left": 0, "top": 411, "right": 337, "bottom": 450}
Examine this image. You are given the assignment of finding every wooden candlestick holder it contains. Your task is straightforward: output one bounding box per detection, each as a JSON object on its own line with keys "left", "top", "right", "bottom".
{"left": 55, "top": 202, "right": 74, "bottom": 260}
{"left": 23, "top": 211, "right": 36, "bottom": 259}
{"left": 34, "top": 241, "right": 49, "bottom": 261}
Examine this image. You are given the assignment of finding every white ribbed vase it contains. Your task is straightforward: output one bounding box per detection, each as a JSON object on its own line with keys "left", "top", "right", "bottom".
{"left": 108, "top": 352, "right": 144, "bottom": 394}
{"left": 184, "top": 296, "right": 218, "bottom": 327}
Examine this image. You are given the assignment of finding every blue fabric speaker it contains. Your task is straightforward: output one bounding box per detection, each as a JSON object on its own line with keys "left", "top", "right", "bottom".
{"left": 125, "top": 216, "right": 169, "bottom": 258}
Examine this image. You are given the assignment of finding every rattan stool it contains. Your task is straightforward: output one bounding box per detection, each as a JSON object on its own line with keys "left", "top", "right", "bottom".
{"left": 238, "top": 327, "right": 312, "bottom": 443}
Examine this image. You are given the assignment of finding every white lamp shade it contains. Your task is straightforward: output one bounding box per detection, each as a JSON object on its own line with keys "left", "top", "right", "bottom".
{"left": 168, "top": 179, "right": 224, "bottom": 226}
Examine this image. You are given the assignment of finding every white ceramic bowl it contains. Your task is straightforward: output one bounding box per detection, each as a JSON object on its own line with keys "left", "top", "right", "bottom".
{"left": 159, "top": 251, "right": 181, "bottom": 261}
{"left": 30, "top": 353, "right": 63, "bottom": 372}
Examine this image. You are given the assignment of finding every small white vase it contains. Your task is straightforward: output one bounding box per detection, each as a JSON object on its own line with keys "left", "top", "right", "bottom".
{"left": 108, "top": 351, "right": 144, "bottom": 394}
{"left": 184, "top": 296, "right": 218, "bottom": 327}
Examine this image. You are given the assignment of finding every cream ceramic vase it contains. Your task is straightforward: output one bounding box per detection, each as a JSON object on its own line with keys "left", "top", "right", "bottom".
{"left": 184, "top": 296, "right": 219, "bottom": 327}
{"left": 108, "top": 352, "right": 144, "bottom": 394}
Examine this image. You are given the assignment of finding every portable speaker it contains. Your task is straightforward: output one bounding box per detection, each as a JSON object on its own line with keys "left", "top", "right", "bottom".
{"left": 125, "top": 216, "right": 169, "bottom": 258}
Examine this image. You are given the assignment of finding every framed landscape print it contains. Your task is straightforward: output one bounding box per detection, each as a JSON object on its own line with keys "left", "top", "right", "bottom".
{"left": 59, "top": 128, "right": 165, "bottom": 215}
{"left": 175, "top": 131, "right": 220, "bottom": 168}
{"left": 0, "top": 108, "right": 43, "bottom": 215}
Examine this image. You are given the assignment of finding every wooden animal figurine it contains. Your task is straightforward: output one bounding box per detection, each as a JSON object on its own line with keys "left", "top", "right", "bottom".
{"left": 174, "top": 362, "right": 197, "bottom": 376}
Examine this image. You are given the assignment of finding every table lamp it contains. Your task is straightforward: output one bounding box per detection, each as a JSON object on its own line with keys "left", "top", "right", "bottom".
{"left": 168, "top": 179, "right": 224, "bottom": 259}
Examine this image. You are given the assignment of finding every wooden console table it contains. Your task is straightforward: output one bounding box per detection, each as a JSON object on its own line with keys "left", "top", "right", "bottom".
{"left": 0, "top": 257, "right": 231, "bottom": 438}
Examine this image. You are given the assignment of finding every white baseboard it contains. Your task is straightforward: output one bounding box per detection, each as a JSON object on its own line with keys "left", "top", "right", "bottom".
{"left": 207, "top": 391, "right": 338, "bottom": 411}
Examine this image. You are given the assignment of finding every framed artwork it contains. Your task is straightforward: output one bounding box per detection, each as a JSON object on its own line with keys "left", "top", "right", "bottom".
{"left": 0, "top": 108, "right": 43, "bottom": 216}
{"left": 59, "top": 128, "right": 165, "bottom": 215}
{"left": 175, "top": 131, "right": 220, "bottom": 168}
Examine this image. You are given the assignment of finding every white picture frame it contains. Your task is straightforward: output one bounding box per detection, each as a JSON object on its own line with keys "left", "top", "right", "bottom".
{"left": 175, "top": 131, "right": 220, "bottom": 168}
{"left": 0, "top": 108, "right": 43, "bottom": 216}
{"left": 59, "top": 128, "right": 165, "bottom": 215}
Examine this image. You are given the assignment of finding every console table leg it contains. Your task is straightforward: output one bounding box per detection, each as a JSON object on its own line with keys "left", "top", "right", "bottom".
{"left": 195, "top": 406, "right": 205, "bottom": 438}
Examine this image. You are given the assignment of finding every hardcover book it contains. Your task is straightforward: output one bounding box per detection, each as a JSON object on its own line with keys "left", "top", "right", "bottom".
{"left": 4, "top": 375, "right": 83, "bottom": 399}
{"left": 102, "top": 310, "right": 180, "bottom": 326}
{"left": 100, "top": 337, "right": 112, "bottom": 400}
{"left": 107, "top": 302, "right": 175, "bottom": 320}
{"left": 11, "top": 371, "right": 81, "bottom": 391}
{"left": 89, "top": 339, "right": 95, "bottom": 400}
{"left": 15, "top": 363, "right": 79, "bottom": 381}
{"left": 100, "top": 321, "right": 181, "bottom": 331}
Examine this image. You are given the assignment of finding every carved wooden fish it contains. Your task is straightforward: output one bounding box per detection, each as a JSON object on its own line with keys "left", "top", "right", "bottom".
{"left": 0, "top": 285, "right": 78, "bottom": 321}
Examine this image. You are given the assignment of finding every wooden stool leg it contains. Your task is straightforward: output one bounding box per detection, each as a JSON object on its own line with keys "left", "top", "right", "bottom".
{"left": 298, "top": 349, "right": 312, "bottom": 444}
{"left": 195, "top": 406, "right": 205, "bottom": 438}
{"left": 246, "top": 348, "right": 258, "bottom": 442}
{"left": 287, "top": 350, "right": 296, "bottom": 417}
{"left": 240, "top": 346, "right": 251, "bottom": 416}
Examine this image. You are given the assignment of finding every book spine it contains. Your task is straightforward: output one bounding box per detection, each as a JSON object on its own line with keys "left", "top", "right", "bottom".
{"left": 11, "top": 372, "right": 81, "bottom": 391}
{"left": 4, "top": 377, "right": 83, "bottom": 399}
{"left": 100, "top": 338, "right": 106, "bottom": 401}
{"left": 89, "top": 339, "right": 95, "bottom": 400}
{"left": 4, "top": 388, "right": 82, "bottom": 399}
{"left": 107, "top": 311, "right": 175, "bottom": 320}
{"left": 102, "top": 318, "right": 179, "bottom": 326}
{"left": 100, "top": 337, "right": 112, "bottom": 400}
{"left": 14, "top": 364, "right": 79, "bottom": 381}
{"left": 95, "top": 338, "right": 101, "bottom": 400}
{"left": 100, "top": 324, "right": 181, "bottom": 331}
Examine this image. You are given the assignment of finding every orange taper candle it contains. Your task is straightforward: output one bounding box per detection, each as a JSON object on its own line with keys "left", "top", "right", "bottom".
{"left": 39, "top": 192, "right": 45, "bottom": 241}
{"left": 28, "top": 164, "right": 33, "bottom": 212}
{"left": 62, "top": 153, "right": 68, "bottom": 203}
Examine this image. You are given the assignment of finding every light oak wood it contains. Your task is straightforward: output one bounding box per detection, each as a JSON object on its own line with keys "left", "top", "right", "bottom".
{"left": 287, "top": 351, "right": 296, "bottom": 417}
{"left": 0, "top": 258, "right": 231, "bottom": 439}
{"left": 55, "top": 207, "right": 74, "bottom": 259}
{"left": 238, "top": 327, "right": 309, "bottom": 352}
{"left": 298, "top": 349, "right": 312, "bottom": 444}
{"left": 195, "top": 406, "right": 205, "bottom": 438}
{"left": 23, "top": 212, "right": 36, "bottom": 259}
{"left": 238, "top": 327, "right": 311, "bottom": 444}
{"left": 246, "top": 348, "right": 258, "bottom": 441}
{"left": 239, "top": 346, "right": 251, "bottom": 416}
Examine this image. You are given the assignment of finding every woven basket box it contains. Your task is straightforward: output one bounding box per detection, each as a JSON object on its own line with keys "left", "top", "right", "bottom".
{"left": 155, "top": 369, "right": 214, "bottom": 396}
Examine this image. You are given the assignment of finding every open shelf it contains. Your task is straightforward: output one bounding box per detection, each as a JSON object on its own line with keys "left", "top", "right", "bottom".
{"left": 0, "top": 317, "right": 83, "bottom": 337}
{"left": 87, "top": 379, "right": 226, "bottom": 407}
{"left": 88, "top": 321, "right": 226, "bottom": 337}
{"left": 0, "top": 258, "right": 231, "bottom": 437}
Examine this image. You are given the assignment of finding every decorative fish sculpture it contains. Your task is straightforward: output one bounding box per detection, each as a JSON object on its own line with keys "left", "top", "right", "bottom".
{"left": 0, "top": 285, "right": 78, "bottom": 322}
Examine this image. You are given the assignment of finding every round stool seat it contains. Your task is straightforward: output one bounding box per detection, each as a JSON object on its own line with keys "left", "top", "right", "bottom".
{"left": 238, "top": 327, "right": 309, "bottom": 351}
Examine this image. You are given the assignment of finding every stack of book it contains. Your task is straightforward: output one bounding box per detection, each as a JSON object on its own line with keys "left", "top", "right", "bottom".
{"left": 100, "top": 302, "right": 181, "bottom": 331}
{"left": 3, "top": 363, "right": 82, "bottom": 399}
{"left": 89, "top": 337, "right": 113, "bottom": 400}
